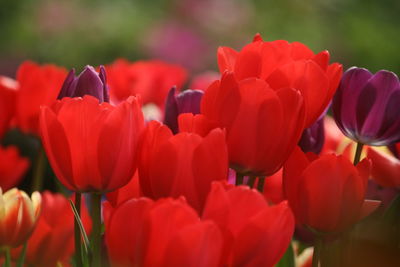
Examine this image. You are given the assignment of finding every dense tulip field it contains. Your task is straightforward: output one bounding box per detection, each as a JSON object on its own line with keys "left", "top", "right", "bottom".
{"left": 0, "top": 33, "right": 400, "bottom": 267}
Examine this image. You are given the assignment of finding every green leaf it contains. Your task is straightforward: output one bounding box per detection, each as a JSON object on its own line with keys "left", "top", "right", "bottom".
{"left": 69, "top": 199, "right": 90, "bottom": 255}
{"left": 16, "top": 242, "right": 27, "bottom": 267}
{"left": 276, "top": 242, "right": 295, "bottom": 267}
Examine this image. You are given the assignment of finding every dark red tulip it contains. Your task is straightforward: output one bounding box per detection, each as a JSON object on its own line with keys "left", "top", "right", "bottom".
{"left": 138, "top": 115, "right": 228, "bottom": 213}
{"left": 58, "top": 65, "right": 109, "bottom": 102}
{"left": 0, "top": 76, "right": 18, "bottom": 138}
{"left": 333, "top": 67, "right": 400, "bottom": 146}
{"left": 218, "top": 34, "right": 342, "bottom": 127}
{"left": 298, "top": 116, "right": 325, "bottom": 154}
{"left": 163, "top": 87, "right": 203, "bottom": 134}
{"left": 201, "top": 71, "right": 305, "bottom": 176}
{"left": 104, "top": 197, "right": 223, "bottom": 267}
{"left": 0, "top": 145, "right": 29, "bottom": 191}
{"left": 106, "top": 59, "right": 187, "bottom": 106}
{"left": 202, "top": 181, "right": 295, "bottom": 267}
{"left": 16, "top": 61, "right": 67, "bottom": 135}
{"left": 284, "top": 147, "right": 380, "bottom": 233}
{"left": 12, "top": 192, "right": 92, "bottom": 267}
{"left": 40, "top": 95, "right": 144, "bottom": 192}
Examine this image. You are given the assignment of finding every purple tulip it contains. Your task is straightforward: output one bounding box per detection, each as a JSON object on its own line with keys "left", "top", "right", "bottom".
{"left": 163, "top": 87, "right": 203, "bottom": 133}
{"left": 57, "top": 65, "right": 110, "bottom": 103}
{"left": 298, "top": 116, "right": 325, "bottom": 154}
{"left": 332, "top": 67, "right": 400, "bottom": 146}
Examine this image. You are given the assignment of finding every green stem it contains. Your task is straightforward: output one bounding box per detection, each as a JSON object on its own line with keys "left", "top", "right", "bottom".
{"left": 3, "top": 247, "right": 11, "bottom": 267}
{"left": 16, "top": 242, "right": 27, "bottom": 267}
{"left": 257, "top": 177, "right": 265, "bottom": 193}
{"left": 247, "top": 176, "right": 256, "bottom": 188}
{"left": 31, "top": 147, "right": 46, "bottom": 192}
{"left": 353, "top": 142, "right": 364, "bottom": 166}
{"left": 90, "top": 193, "right": 102, "bottom": 267}
{"left": 236, "top": 173, "right": 244, "bottom": 186}
{"left": 312, "top": 237, "right": 323, "bottom": 267}
{"left": 75, "top": 193, "right": 83, "bottom": 267}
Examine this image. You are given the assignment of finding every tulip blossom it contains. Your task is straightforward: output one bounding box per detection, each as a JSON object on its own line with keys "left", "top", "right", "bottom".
{"left": 16, "top": 61, "right": 67, "bottom": 135}
{"left": 0, "top": 76, "right": 18, "bottom": 138}
{"left": 12, "top": 192, "right": 92, "bottom": 267}
{"left": 332, "top": 67, "right": 400, "bottom": 146}
{"left": 164, "top": 87, "right": 204, "bottom": 133}
{"left": 138, "top": 116, "right": 228, "bottom": 213}
{"left": 201, "top": 72, "right": 305, "bottom": 176}
{"left": 367, "top": 147, "right": 400, "bottom": 188}
{"left": 106, "top": 59, "right": 187, "bottom": 106}
{"left": 202, "top": 181, "right": 295, "bottom": 267}
{"left": 104, "top": 197, "right": 223, "bottom": 267}
{"left": 0, "top": 188, "right": 41, "bottom": 248}
{"left": 284, "top": 147, "right": 380, "bottom": 233}
{"left": 58, "top": 65, "right": 110, "bottom": 102}
{"left": 217, "top": 34, "right": 342, "bottom": 126}
{"left": 40, "top": 95, "right": 144, "bottom": 193}
{"left": 0, "top": 146, "right": 29, "bottom": 191}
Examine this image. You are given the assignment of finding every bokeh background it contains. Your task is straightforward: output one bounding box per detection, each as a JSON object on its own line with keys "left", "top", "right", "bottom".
{"left": 1, "top": 0, "right": 399, "bottom": 78}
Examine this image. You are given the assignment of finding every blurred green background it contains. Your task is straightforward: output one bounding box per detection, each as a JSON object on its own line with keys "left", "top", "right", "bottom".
{"left": 0, "top": 0, "right": 399, "bottom": 77}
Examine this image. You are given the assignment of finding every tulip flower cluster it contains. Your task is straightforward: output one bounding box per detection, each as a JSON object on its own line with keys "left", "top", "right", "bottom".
{"left": 0, "top": 33, "right": 400, "bottom": 267}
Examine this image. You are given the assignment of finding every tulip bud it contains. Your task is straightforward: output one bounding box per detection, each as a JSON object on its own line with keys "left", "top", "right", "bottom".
{"left": 58, "top": 65, "right": 110, "bottom": 103}
{"left": 298, "top": 116, "right": 325, "bottom": 154}
{"left": 332, "top": 67, "right": 400, "bottom": 146}
{"left": 0, "top": 188, "right": 41, "bottom": 248}
{"left": 163, "top": 87, "right": 203, "bottom": 133}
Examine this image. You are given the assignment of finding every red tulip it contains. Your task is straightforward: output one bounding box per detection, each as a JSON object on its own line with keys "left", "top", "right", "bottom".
{"left": 0, "top": 188, "right": 41, "bottom": 248}
{"left": 16, "top": 61, "right": 67, "bottom": 135}
{"left": 104, "top": 197, "right": 223, "bottom": 267}
{"left": 218, "top": 34, "right": 342, "bottom": 127}
{"left": 202, "top": 182, "right": 294, "bottom": 267}
{"left": 0, "top": 76, "right": 18, "bottom": 138}
{"left": 40, "top": 95, "right": 145, "bottom": 192}
{"left": 367, "top": 147, "right": 400, "bottom": 188}
{"left": 138, "top": 115, "right": 228, "bottom": 213}
{"left": 106, "top": 59, "right": 187, "bottom": 106}
{"left": 12, "top": 192, "right": 92, "bottom": 267}
{"left": 201, "top": 71, "right": 305, "bottom": 176}
{"left": 283, "top": 147, "right": 380, "bottom": 233}
{"left": 0, "top": 145, "right": 29, "bottom": 191}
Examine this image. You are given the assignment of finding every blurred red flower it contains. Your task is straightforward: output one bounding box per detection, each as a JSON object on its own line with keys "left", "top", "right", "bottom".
{"left": 104, "top": 197, "right": 223, "bottom": 267}
{"left": 0, "top": 76, "right": 18, "bottom": 138}
{"left": 218, "top": 34, "right": 342, "bottom": 127}
{"left": 16, "top": 61, "right": 67, "bottom": 135}
{"left": 202, "top": 181, "right": 295, "bottom": 267}
{"left": 40, "top": 95, "right": 144, "bottom": 192}
{"left": 106, "top": 59, "right": 187, "bottom": 107}
{"left": 367, "top": 147, "right": 400, "bottom": 188}
{"left": 0, "top": 145, "right": 29, "bottom": 191}
{"left": 284, "top": 147, "right": 380, "bottom": 233}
